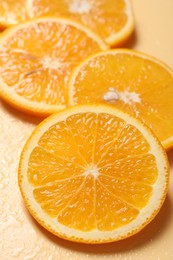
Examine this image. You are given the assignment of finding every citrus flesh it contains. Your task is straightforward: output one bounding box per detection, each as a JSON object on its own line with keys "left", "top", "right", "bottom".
{"left": 31, "top": 0, "right": 134, "bottom": 46}
{"left": 18, "top": 104, "right": 169, "bottom": 244}
{"left": 68, "top": 49, "right": 173, "bottom": 150}
{"left": 0, "top": 0, "right": 28, "bottom": 29}
{"left": 0, "top": 17, "right": 107, "bottom": 116}
{"left": 0, "top": 0, "right": 134, "bottom": 47}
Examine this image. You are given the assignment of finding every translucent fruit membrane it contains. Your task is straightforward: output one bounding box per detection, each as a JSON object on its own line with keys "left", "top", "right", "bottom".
{"left": 28, "top": 112, "right": 157, "bottom": 232}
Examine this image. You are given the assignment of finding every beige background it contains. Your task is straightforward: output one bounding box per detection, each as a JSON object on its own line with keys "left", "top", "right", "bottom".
{"left": 0, "top": 0, "right": 173, "bottom": 259}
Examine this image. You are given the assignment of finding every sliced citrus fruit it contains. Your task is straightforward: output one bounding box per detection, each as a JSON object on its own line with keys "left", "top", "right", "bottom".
{"left": 0, "top": 0, "right": 134, "bottom": 47}
{"left": 0, "top": 17, "right": 107, "bottom": 116}
{"left": 0, "top": 0, "right": 28, "bottom": 29}
{"left": 68, "top": 49, "right": 173, "bottom": 150}
{"left": 18, "top": 104, "right": 169, "bottom": 244}
{"left": 30, "top": 0, "right": 134, "bottom": 46}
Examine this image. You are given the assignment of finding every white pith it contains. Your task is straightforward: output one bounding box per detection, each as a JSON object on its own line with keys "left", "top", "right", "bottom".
{"left": 103, "top": 87, "right": 141, "bottom": 105}
{"left": 83, "top": 164, "right": 99, "bottom": 179}
{"left": 69, "top": 0, "right": 92, "bottom": 14}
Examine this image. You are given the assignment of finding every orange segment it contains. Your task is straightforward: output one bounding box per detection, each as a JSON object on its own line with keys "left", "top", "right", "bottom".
{"left": 0, "top": 17, "right": 107, "bottom": 116}
{"left": 99, "top": 154, "right": 158, "bottom": 184}
{"left": 68, "top": 49, "right": 173, "bottom": 149}
{"left": 18, "top": 104, "right": 169, "bottom": 244}
{"left": 99, "top": 175, "right": 153, "bottom": 209}
{"left": 95, "top": 180, "right": 139, "bottom": 231}
{"left": 57, "top": 175, "right": 96, "bottom": 231}
{"left": 28, "top": 147, "right": 85, "bottom": 186}
{"left": 31, "top": 0, "right": 134, "bottom": 46}
{"left": 66, "top": 112, "right": 98, "bottom": 164}
{"left": 33, "top": 177, "right": 85, "bottom": 218}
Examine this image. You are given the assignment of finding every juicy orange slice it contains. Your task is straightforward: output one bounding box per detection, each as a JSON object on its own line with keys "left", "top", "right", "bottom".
{"left": 18, "top": 104, "right": 169, "bottom": 244}
{"left": 0, "top": 17, "right": 107, "bottom": 116}
{"left": 31, "top": 0, "right": 134, "bottom": 46}
{"left": 0, "top": 0, "right": 134, "bottom": 47}
{"left": 68, "top": 49, "right": 173, "bottom": 150}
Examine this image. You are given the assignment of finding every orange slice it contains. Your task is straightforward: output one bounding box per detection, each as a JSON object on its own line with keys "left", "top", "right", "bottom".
{"left": 0, "top": 0, "right": 134, "bottom": 47}
{"left": 18, "top": 104, "right": 169, "bottom": 244}
{"left": 31, "top": 0, "right": 134, "bottom": 46}
{"left": 0, "top": 17, "right": 107, "bottom": 116}
{"left": 68, "top": 49, "right": 173, "bottom": 150}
